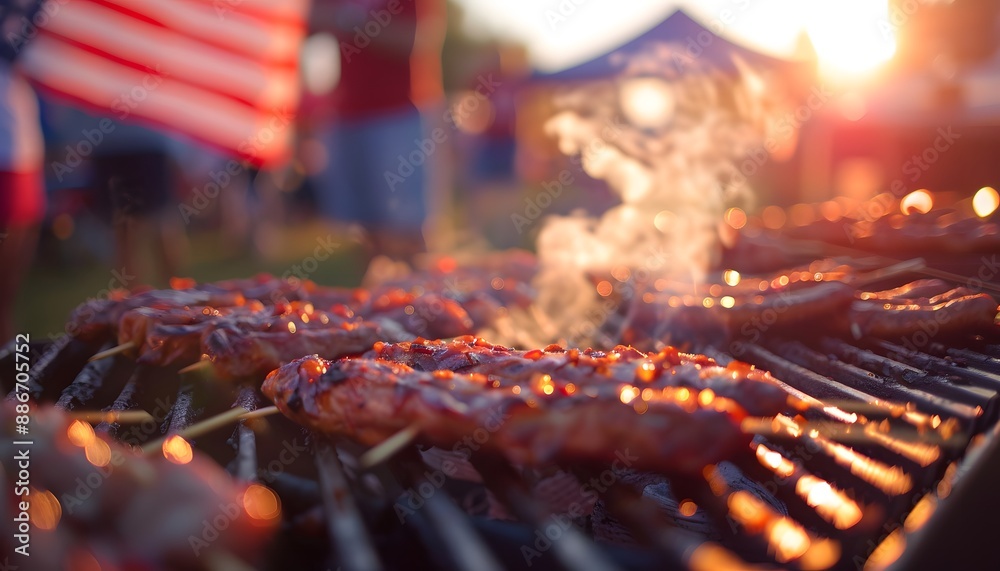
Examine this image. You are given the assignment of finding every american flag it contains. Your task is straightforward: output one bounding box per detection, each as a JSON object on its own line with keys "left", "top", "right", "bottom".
{"left": 17, "top": 0, "right": 309, "bottom": 166}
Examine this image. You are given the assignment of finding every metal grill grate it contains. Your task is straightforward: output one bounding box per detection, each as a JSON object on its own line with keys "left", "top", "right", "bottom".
{"left": 3, "top": 282, "right": 1000, "bottom": 571}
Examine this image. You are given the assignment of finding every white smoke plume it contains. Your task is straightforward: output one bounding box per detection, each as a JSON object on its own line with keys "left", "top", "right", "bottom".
{"left": 534, "top": 45, "right": 784, "bottom": 344}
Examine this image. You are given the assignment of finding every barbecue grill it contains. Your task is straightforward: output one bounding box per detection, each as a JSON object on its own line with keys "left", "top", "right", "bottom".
{"left": 3, "top": 258, "right": 999, "bottom": 571}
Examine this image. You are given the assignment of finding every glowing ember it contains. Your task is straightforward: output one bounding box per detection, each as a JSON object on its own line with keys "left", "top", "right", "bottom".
{"left": 768, "top": 517, "right": 811, "bottom": 562}
{"left": 243, "top": 483, "right": 281, "bottom": 521}
{"left": 162, "top": 435, "right": 194, "bottom": 465}
{"left": 796, "top": 475, "right": 863, "bottom": 530}
{"left": 761, "top": 205, "right": 787, "bottom": 229}
{"left": 698, "top": 388, "right": 715, "bottom": 406}
{"left": 755, "top": 443, "right": 795, "bottom": 478}
{"left": 900, "top": 190, "right": 933, "bottom": 215}
{"left": 636, "top": 361, "right": 657, "bottom": 383}
{"left": 973, "top": 186, "right": 999, "bottom": 218}
{"left": 720, "top": 296, "right": 736, "bottom": 309}
{"left": 534, "top": 374, "right": 555, "bottom": 396}
{"left": 679, "top": 500, "right": 698, "bottom": 517}
{"left": 28, "top": 488, "right": 62, "bottom": 531}
{"left": 619, "top": 386, "right": 640, "bottom": 405}
{"left": 864, "top": 529, "right": 905, "bottom": 570}
{"left": 67, "top": 420, "right": 96, "bottom": 447}
{"left": 596, "top": 281, "right": 613, "bottom": 297}
{"left": 725, "top": 207, "right": 748, "bottom": 230}
{"left": 287, "top": 321, "right": 297, "bottom": 334}
{"left": 723, "top": 269, "right": 741, "bottom": 287}
{"left": 904, "top": 494, "right": 936, "bottom": 533}
{"left": 820, "top": 439, "right": 912, "bottom": 495}
{"left": 84, "top": 439, "right": 111, "bottom": 467}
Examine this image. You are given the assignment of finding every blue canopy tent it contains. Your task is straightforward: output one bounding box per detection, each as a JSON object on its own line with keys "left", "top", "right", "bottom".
{"left": 532, "top": 9, "right": 811, "bottom": 82}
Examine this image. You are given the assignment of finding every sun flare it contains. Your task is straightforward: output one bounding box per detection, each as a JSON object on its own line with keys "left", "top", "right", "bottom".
{"left": 804, "top": 0, "right": 896, "bottom": 79}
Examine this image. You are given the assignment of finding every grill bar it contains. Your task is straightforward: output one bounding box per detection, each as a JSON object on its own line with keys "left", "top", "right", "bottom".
{"left": 55, "top": 342, "right": 116, "bottom": 409}
{"left": 773, "top": 340, "right": 981, "bottom": 428}
{"left": 820, "top": 338, "right": 997, "bottom": 418}
{"left": 315, "top": 439, "right": 384, "bottom": 571}
{"left": 470, "top": 454, "right": 623, "bottom": 571}
{"left": 872, "top": 339, "right": 1000, "bottom": 392}
{"left": 95, "top": 372, "right": 141, "bottom": 437}
{"left": 396, "top": 457, "right": 505, "bottom": 571}
{"left": 230, "top": 387, "right": 260, "bottom": 482}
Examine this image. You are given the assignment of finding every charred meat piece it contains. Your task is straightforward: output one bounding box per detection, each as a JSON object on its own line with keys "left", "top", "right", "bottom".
{"left": 202, "top": 302, "right": 387, "bottom": 380}
{"left": 849, "top": 292, "right": 998, "bottom": 340}
{"left": 358, "top": 289, "right": 475, "bottom": 339}
{"left": 117, "top": 301, "right": 269, "bottom": 367}
{"left": 372, "top": 336, "right": 793, "bottom": 416}
{"left": 263, "top": 354, "right": 751, "bottom": 475}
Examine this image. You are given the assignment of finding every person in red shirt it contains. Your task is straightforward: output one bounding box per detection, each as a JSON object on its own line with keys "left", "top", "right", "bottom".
{"left": 311, "top": 0, "right": 444, "bottom": 270}
{"left": 0, "top": 1, "right": 46, "bottom": 341}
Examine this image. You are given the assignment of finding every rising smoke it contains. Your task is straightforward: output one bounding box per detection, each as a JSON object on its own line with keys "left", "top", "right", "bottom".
{"left": 534, "top": 45, "right": 785, "bottom": 344}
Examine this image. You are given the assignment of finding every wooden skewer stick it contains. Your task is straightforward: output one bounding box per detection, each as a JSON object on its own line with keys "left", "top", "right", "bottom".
{"left": 852, "top": 258, "right": 927, "bottom": 288}
{"left": 68, "top": 409, "right": 154, "bottom": 424}
{"left": 358, "top": 423, "right": 421, "bottom": 470}
{"left": 141, "top": 405, "right": 250, "bottom": 456}
{"left": 139, "top": 405, "right": 282, "bottom": 456}
{"left": 239, "top": 405, "right": 280, "bottom": 421}
{"left": 88, "top": 341, "right": 136, "bottom": 362}
{"left": 178, "top": 359, "right": 213, "bottom": 375}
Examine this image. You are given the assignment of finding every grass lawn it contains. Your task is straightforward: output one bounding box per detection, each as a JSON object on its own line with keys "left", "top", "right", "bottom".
{"left": 14, "top": 219, "right": 367, "bottom": 340}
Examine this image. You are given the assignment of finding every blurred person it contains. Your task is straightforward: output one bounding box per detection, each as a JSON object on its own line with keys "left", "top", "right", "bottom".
{"left": 0, "top": 0, "right": 46, "bottom": 341}
{"left": 311, "top": 0, "right": 445, "bottom": 275}
{"left": 88, "top": 120, "right": 187, "bottom": 286}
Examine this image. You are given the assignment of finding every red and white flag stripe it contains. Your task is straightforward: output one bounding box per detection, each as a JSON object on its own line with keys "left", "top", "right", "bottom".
{"left": 18, "top": 0, "right": 309, "bottom": 166}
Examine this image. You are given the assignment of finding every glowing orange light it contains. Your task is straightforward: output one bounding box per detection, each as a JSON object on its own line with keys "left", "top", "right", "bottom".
{"left": 820, "top": 201, "right": 843, "bottom": 222}
{"left": 67, "top": 420, "right": 96, "bottom": 447}
{"left": 789, "top": 204, "right": 815, "bottom": 226}
{"left": 900, "top": 190, "right": 933, "bottom": 215}
{"left": 755, "top": 443, "right": 795, "bottom": 478}
{"left": 491, "top": 277, "right": 505, "bottom": 290}
{"left": 679, "top": 500, "right": 698, "bottom": 517}
{"left": 761, "top": 206, "right": 787, "bottom": 229}
{"left": 904, "top": 495, "right": 936, "bottom": 533}
{"left": 635, "top": 361, "right": 658, "bottom": 383}
{"left": 724, "top": 207, "right": 747, "bottom": 230}
{"left": 619, "top": 386, "right": 639, "bottom": 405}
{"left": 769, "top": 517, "right": 811, "bottom": 562}
{"left": 723, "top": 269, "right": 741, "bottom": 287}
{"left": 596, "top": 281, "right": 613, "bottom": 297}
{"left": 610, "top": 266, "right": 631, "bottom": 282}
{"left": 698, "top": 389, "right": 715, "bottom": 406}
{"left": 84, "top": 439, "right": 111, "bottom": 467}
{"left": 797, "top": 475, "right": 863, "bottom": 530}
{"left": 973, "top": 186, "right": 999, "bottom": 218}
{"left": 162, "top": 435, "right": 194, "bottom": 465}
{"left": 720, "top": 296, "right": 736, "bottom": 309}
{"left": 28, "top": 488, "right": 62, "bottom": 531}
{"left": 286, "top": 321, "right": 297, "bottom": 334}
{"left": 243, "top": 483, "right": 281, "bottom": 521}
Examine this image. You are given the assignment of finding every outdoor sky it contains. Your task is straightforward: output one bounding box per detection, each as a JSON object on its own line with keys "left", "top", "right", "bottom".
{"left": 451, "top": 0, "right": 896, "bottom": 77}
